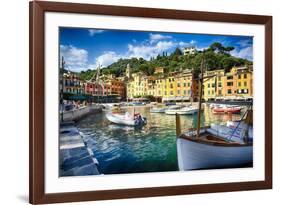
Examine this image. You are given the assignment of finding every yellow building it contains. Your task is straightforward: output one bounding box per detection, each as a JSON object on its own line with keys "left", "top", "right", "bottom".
{"left": 146, "top": 76, "right": 157, "bottom": 96}
{"left": 126, "top": 68, "right": 199, "bottom": 102}
{"left": 235, "top": 67, "right": 253, "bottom": 97}
{"left": 126, "top": 81, "right": 134, "bottom": 99}
{"left": 126, "top": 72, "right": 147, "bottom": 99}
{"left": 155, "top": 77, "right": 165, "bottom": 98}
{"left": 163, "top": 74, "right": 177, "bottom": 101}
{"left": 175, "top": 70, "right": 194, "bottom": 99}
{"left": 161, "top": 70, "right": 197, "bottom": 102}
{"left": 203, "top": 69, "right": 224, "bottom": 101}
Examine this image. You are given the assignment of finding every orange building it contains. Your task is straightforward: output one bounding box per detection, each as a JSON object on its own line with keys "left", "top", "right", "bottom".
{"left": 175, "top": 70, "right": 195, "bottom": 99}
{"left": 223, "top": 68, "right": 237, "bottom": 98}
{"left": 220, "top": 66, "right": 253, "bottom": 100}
{"left": 106, "top": 79, "right": 126, "bottom": 99}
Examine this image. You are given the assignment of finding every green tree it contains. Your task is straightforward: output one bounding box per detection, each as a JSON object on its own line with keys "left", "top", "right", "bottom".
{"left": 172, "top": 47, "right": 183, "bottom": 56}
{"left": 210, "top": 42, "right": 223, "bottom": 53}
{"left": 221, "top": 56, "right": 239, "bottom": 72}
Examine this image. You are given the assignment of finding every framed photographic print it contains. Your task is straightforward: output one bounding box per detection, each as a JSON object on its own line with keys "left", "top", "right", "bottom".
{"left": 29, "top": 1, "right": 272, "bottom": 204}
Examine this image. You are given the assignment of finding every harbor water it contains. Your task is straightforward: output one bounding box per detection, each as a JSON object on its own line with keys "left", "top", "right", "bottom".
{"left": 76, "top": 105, "right": 244, "bottom": 175}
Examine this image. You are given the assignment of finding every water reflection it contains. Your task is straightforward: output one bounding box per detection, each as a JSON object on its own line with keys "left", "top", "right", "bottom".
{"left": 76, "top": 105, "right": 244, "bottom": 174}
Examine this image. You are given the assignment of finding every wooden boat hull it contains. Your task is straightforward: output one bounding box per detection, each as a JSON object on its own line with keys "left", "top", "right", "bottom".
{"left": 177, "top": 137, "right": 253, "bottom": 170}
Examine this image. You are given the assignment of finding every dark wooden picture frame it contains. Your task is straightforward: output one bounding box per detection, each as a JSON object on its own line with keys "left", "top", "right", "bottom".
{"left": 29, "top": 1, "right": 272, "bottom": 204}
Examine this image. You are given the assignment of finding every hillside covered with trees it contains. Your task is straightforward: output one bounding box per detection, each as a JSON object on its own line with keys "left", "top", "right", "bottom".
{"left": 77, "top": 42, "right": 252, "bottom": 81}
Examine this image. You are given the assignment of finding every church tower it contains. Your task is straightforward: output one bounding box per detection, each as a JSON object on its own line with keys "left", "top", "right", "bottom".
{"left": 126, "top": 63, "right": 132, "bottom": 79}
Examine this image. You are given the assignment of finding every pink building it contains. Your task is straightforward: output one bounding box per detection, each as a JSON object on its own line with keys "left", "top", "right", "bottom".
{"left": 84, "top": 82, "right": 111, "bottom": 96}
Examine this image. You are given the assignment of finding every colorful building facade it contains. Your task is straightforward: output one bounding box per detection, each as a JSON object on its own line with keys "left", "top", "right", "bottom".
{"left": 126, "top": 65, "right": 253, "bottom": 102}
{"left": 62, "top": 73, "right": 84, "bottom": 94}
{"left": 62, "top": 64, "right": 253, "bottom": 103}
{"left": 84, "top": 81, "right": 111, "bottom": 96}
{"left": 203, "top": 66, "right": 253, "bottom": 101}
{"left": 126, "top": 69, "right": 199, "bottom": 102}
{"left": 106, "top": 79, "right": 126, "bottom": 99}
{"left": 235, "top": 67, "right": 253, "bottom": 97}
{"left": 203, "top": 69, "right": 224, "bottom": 101}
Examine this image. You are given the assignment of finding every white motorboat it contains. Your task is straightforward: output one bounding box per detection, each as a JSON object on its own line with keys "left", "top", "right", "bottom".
{"left": 177, "top": 106, "right": 199, "bottom": 115}
{"left": 165, "top": 105, "right": 184, "bottom": 115}
{"left": 106, "top": 112, "right": 147, "bottom": 126}
{"left": 150, "top": 107, "right": 167, "bottom": 113}
{"left": 165, "top": 105, "right": 197, "bottom": 115}
{"left": 176, "top": 57, "right": 253, "bottom": 171}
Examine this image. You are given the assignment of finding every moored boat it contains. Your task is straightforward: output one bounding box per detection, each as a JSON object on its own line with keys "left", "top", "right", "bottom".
{"left": 213, "top": 106, "right": 242, "bottom": 114}
{"left": 106, "top": 112, "right": 147, "bottom": 126}
{"left": 165, "top": 105, "right": 185, "bottom": 115}
{"left": 177, "top": 130, "right": 253, "bottom": 170}
{"left": 150, "top": 107, "right": 167, "bottom": 113}
{"left": 179, "top": 105, "right": 201, "bottom": 115}
{"left": 168, "top": 106, "right": 199, "bottom": 115}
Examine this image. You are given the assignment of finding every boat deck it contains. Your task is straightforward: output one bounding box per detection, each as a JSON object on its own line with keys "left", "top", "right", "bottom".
{"left": 179, "top": 131, "right": 251, "bottom": 147}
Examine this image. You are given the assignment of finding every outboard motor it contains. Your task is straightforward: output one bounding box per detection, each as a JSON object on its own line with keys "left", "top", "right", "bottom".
{"left": 142, "top": 117, "right": 147, "bottom": 125}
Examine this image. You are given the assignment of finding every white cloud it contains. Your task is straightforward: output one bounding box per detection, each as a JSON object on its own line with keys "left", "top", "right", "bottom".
{"left": 190, "top": 40, "right": 196, "bottom": 44}
{"left": 237, "top": 39, "right": 252, "bottom": 48}
{"left": 92, "top": 40, "right": 177, "bottom": 68}
{"left": 230, "top": 38, "right": 253, "bottom": 60}
{"left": 88, "top": 29, "right": 105, "bottom": 36}
{"left": 178, "top": 40, "right": 197, "bottom": 48}
{"left": 95, "top": 51, "right": 122, "bottom": 68}
{"left": 149, "top": 33, "right": 172, "bottom": 43}
{"left": 231, "top": 46, "right": 253, "bottom": 60}
{"left": 127, "top": 41, "right": 176, "bottom": 59}
{"left": 179, "top": 41, "right": 190, "bottom": 48}
{"left": 60, "top": 45, "right": 89, "bottom": 72}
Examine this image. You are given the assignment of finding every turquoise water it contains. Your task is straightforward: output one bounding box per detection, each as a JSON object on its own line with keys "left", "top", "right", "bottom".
{"left": 76, "top": 105, "right": 243, "bottom": 174}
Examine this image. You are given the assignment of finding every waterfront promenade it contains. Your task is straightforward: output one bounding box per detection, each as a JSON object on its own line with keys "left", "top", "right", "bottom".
{"left": 59, "top": 105, "right": 103, "bottom": 176}
{"left": 60, "top": 121, "right": 101, "bottom": 176}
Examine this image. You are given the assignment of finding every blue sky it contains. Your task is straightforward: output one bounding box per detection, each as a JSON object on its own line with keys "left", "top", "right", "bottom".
{"left": 59, "top": 27, "right": 253, "bottom": 72}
